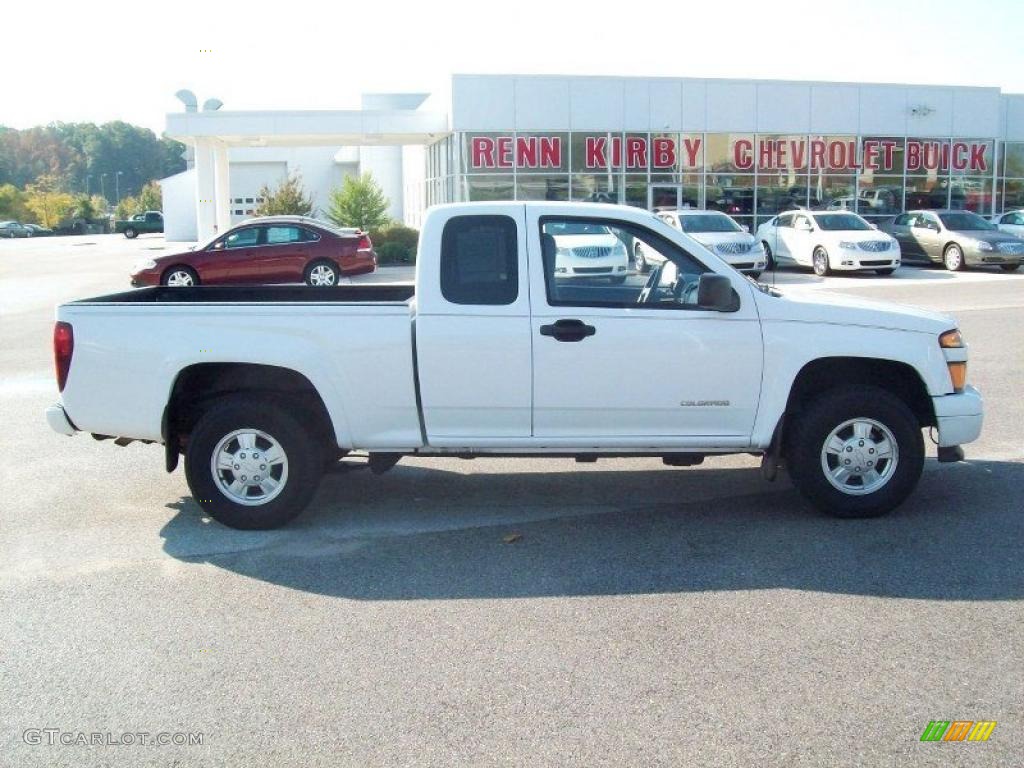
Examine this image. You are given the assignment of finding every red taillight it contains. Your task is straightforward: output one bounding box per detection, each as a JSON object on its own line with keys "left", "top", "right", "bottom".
{"left": 54, "top": 321, "right": 74, "bottom": 392}
{"left": 357, "top": 235, "right": 372, "bottom": 252}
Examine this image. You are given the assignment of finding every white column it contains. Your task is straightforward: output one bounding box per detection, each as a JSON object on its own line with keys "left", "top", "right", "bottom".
{"left": 194, "top": 139, "right": 217, "bottom": 241}
{"left": 213, "top": 142, "right": 232, "bottom": 233}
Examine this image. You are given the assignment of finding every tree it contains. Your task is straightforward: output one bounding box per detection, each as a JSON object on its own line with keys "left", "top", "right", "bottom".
{"left": 24, "top": 175, "right": 76, "bottom": 228}
{"left": 136, "top": 180, "right": 162, "bottom": 212}
{"left": 255, "top": 173, "right": 314, "bottom": 217}
{"left": 0, "top": 183, "right": 31, "bottom": 221}
{"left": 115, "top": 195, "right": 140, "bottom": 219}
{"left": 326, "top": 173, "right": 390, "bottom": 230}
{"left": 73, "top": 194, "right": 98, "bottom": 221}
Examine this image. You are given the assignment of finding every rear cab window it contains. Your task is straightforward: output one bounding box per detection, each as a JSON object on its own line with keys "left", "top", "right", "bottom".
{"left": 440, "top": 215, "right": 519, "bottom": 305}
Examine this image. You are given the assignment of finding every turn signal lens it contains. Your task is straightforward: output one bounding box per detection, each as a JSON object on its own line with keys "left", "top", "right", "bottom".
{"left": 947, "top": 362, "right": 967, "bottom": 392}
{"left": 939, "top": 329, "right": 964, "bottom": 348}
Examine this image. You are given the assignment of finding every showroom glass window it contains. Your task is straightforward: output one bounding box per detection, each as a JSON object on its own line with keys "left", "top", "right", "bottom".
{"left": 858, "top": 137, "right": 904, "bottom": 224}
{"left": 705, "top": 134, "right": 755, "bottom": 232}
{"left": 754, "top": 134, "right": 811, "bottom": 229}
{"left": 999, "top": 143, "right": 1024, "bottom": 213}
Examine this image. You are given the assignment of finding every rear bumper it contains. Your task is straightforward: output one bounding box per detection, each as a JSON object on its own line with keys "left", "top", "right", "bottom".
{"left": 932, "top": 385, "right": 983, "bottom": 448}
{"left": 46, "top": 404, "right": 77, "bottom": 436}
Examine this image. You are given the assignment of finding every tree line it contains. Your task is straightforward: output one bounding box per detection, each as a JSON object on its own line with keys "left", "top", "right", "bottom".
{"left": 0, "top": 121, "right": 185, "bottom": 225}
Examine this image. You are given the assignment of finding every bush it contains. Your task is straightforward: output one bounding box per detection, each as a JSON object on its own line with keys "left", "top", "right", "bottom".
{"left": 255, "top": 173, "right": 314, "bottom": 217}
{"left": 327, "top": 173, "right": 390, "bottom": 231}
{"left": 369, "top": 224, "right": 419, "bottom": 264}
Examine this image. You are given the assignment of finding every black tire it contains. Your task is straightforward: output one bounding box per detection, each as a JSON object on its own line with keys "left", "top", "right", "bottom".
{"left": 304, "top": 260, "right": 340, "bottom": 286}
{"left": 875, "top": 268, "right": 895, "bottom": 276}
{"left": 124, "top": 227, "right": 138, "bottom": 239}
{"left": 610, "top": 275, "right": 628, "bottom": 284}
{"left": 762, "top": 242, "right": 775, "bottom": 270}
{"left": 812, "top": 246, "right": 831, "bottom": 277}
{"left": 747, "top": 270, "right": 763, "bottom": 280}
{"left": 184, "top": 397, "right": 323, "bottom": 529}
{"left": 161, "top": 266, "right": 199, "bottom": 286}
{"left": 1000, "top": 264, "right": 1020, "bottom": 272}
{"left": 785, "top": 386, "right": 924, "bottom": 518}
{"left": 943, "top": 243, "right": 964, "bottom": 271}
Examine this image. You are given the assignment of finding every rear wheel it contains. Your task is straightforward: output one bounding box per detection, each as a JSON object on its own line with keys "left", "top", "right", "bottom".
{"left": 1000, "top": 264, "right": 1020, "bottom": 272}
{"left": 812, "top": 246, "right": 831, "bottom": 277}
{"left": 875, "top": 268, "right": 895, "bottom": 276}
{"left": 124, "top": 227, "right": 138, "bottom": 239}
{"left": 762, "top": 242, "right": 775, "bottom": 270}
{"left": 161, "top": 266, "right": 198, "bottom": 286}
{"left": 785, "top": 387, "right": 924, "bottom": 518}
{"left": 305, "top": 260, "right": 339, "bottom": 286}
{"left": 943, "top": 243, "right": 964, "bottom": 271}
{"left": 184, "top": 397, "right": 323, "bottom": 529}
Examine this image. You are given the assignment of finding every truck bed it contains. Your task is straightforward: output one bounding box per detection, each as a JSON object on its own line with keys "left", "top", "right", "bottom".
{"left": 73, "top": 284, "right": 416, "bottom": 305}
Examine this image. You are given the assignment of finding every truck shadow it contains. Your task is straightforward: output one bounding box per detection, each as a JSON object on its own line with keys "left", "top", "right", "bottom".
{"left": 159, "top": 458, "right": 1024, "bottom": 602}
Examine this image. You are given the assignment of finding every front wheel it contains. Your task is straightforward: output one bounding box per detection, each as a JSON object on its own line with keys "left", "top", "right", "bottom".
{"left": 162, "top": 266, "right": 198, "bottom": 286}
{"left": 124, "top": 227, "right": 138, "bottom": 239}
{"left": 184, "top": 397, "right": 323, "bottom": 529}
{"left": 943, "top": 243, "right": 964, "bottom": 271}
{"left": 747, "top": 270, "right": 763, "bottom": 280}
{"left": 812, "top": 246, "right": 831, "bottom": 277}
{"left": 762, "top": 242, "right": 775, "bottom": 270}
{"left": 1000, "top": 264, "right": 1020, "bottom": 272}
{"left": 875, "top": 268, "right": 895, "bottom": 276}
{"left": 785, "top": 387, "right": 924, "bottom": 518}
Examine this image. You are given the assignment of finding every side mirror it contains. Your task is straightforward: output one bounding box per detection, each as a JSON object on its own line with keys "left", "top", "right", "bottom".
{"left": 796, "top": 220, "right": 813, "bottom": 232}
{"left": 869, "top": 223, "right": 878, "bottom": 230}
{"left": 741, "top": 224, "right": 750, "bottom": 233}
{"left": 212, "top": 241, "right": 224, "bottom": 250}
{"left": 697, "top": 273, "right": 738, "bottom": 312}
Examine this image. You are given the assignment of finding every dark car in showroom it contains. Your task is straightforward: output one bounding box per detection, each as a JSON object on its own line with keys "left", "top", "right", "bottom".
{"left": 130, "top": 216, "right": 377, "bottom": 287}
{"left": 882, "top": 210, "right": 1024, "bottom": 271}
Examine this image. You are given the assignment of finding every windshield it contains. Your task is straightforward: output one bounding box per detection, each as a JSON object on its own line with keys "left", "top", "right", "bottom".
{"left": 813, "top": 213, "right": 872, "bottom": 231}
{"left": 547, "top": 222, "right": 611, "bottom": 236}
{"left": 678, "top": 213, "right": 742, "bottom": 233}
{"left": 939, "top": 212, "right": 995, "bottom": 231}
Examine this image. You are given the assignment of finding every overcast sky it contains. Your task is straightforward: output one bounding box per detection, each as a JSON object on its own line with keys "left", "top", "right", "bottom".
{"left": 4, "top": 0, "right": 1023, "bottom": 134}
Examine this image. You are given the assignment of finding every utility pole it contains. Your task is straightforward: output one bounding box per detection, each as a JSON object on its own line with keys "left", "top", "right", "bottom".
{"left": 115, "top": 171, "right": 124, "bottom": 203}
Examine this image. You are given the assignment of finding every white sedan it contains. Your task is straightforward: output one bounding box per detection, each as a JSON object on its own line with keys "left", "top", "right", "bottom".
{"left": 992, "top": 210, "right": 1024, "bottom": 238}
{"left": 547, "top": 221, "right": 630, "bottom": 283}
{"left": 756, "top": 210, "right": 901, "bottom": 276}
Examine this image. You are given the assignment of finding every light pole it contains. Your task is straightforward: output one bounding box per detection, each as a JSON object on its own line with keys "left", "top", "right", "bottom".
{"left": 100, "top": 174, "right": 107, "bottom": 201}
{"left": 115, "top": 171, "right": 124, "bottom": 203}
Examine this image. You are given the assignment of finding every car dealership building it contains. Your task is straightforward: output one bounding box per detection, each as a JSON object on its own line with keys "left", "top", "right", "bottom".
{"left": 163, "top": 75, "right": 1024, "bottom": 241}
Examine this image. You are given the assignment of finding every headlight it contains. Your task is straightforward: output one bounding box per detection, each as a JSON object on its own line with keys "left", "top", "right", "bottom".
{"left": 612, "top": 243, "right": 627, "bottom": 258}
{"left": 556, "top": 247, "right": 572, "bottom": 258}
{"left": 838, "top": 241, "right": 858, "bottom": 250}
{"left": 976, "top": 241, "right": 994, "bottom": 252}
{"left": 132, "top": 259, "right": 157, "bottom": 272}
{"left": 749, "top": 241, "right": 764, "bottom": 253}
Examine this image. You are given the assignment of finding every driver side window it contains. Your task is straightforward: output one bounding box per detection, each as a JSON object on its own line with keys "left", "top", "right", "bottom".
{"left": 540, "top": 217, "right": 708, "bottom": 309}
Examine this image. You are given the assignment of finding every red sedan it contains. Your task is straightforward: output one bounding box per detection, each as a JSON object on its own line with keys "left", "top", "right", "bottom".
{"left": 130, "top": 216, "right": 376, "bottom": 287}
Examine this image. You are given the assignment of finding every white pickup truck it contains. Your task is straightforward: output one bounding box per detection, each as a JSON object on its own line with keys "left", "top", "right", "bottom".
{"left": 47, "top": 202, "right": 983, "bottom": 529}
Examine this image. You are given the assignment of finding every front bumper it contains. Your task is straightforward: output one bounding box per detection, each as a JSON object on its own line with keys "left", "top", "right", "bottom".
{"left": 931, "top": 385, "right": 983, "bottom": 448}
{"left": 46, "top": 404, "right": 77, "bottom": 436}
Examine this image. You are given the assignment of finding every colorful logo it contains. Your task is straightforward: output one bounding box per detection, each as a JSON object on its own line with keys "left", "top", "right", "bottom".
{"left": 920, "top": 721, "right": 996, "bottom": 742}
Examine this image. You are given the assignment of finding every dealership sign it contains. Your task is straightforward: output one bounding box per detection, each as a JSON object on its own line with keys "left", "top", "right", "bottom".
{"left": 469, "top": 135, "right": 990, "bottom": 173}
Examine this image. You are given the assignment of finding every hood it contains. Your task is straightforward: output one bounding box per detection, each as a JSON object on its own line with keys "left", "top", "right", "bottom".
{"left": 552, "top": 233, "right": 621, "bottom": 249}
{"left": 756, "top": 288, "right": 956, "bottom": 335}
{"left": 690, "top": 232, "right": 756, "bottom": 248}
{"left": 950, "top": 229, "right": 1022, "bottom": 245}
{"left": 817, "top": 229, "right": 893, "bottom": 242}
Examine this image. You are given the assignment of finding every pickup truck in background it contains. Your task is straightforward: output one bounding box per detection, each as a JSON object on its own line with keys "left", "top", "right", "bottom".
{"left": 115, "top": 211, "right": 164, "bottom": 239}
{"left": 47, "top": 202, "right": 983, "bottom": 529}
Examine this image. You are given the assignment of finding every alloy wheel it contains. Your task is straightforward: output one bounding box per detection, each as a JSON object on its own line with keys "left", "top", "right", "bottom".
{"left": 820, "top": 417, "right": 899, "bottom": 496}
{"left": 210, "top": 428, "right": 289, "bottom": 506}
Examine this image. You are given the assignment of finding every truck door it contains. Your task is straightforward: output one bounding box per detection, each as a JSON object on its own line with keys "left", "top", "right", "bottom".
{"left": 527, "top": 210, "right": 763, "bottom": 444}
{"left": 415, "top": 207, "right": 533, "bottom": 444}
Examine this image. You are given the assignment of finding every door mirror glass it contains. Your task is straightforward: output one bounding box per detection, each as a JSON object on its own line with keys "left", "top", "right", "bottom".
{"left": 696, "top": 273, "right": 738, "bottom": 312}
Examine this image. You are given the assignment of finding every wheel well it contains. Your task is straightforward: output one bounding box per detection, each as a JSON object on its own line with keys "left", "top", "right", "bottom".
{"left": 943, "top": 241, "right": 959, "bottom": 253}
{"left": 783, "top": 357, "right": 936, "bottom": 433}
{"left": 164, "top": 363, "right": 335, "bottom": 455}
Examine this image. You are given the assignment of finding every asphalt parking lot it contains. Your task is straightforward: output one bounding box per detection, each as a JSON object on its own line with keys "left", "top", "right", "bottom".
{"left": 2, "top": 234, "right": 1023, "bottom": 767}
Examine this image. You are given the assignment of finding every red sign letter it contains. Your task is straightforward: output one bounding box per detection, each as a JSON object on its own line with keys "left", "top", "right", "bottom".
{"left": 652, "top": 137, "right": 675, "bottom": 168}
{"left": 539, "top": 137, "right": 561, "bottom": 168}
{"left": 734, "top": 139, "right": 753, "bottom": 171}
{"left": 682, "top": 137, "right": 702, "bottom": 168}
{"left": 586, "top": 137, "right": 606, "bottom": 168}
{"left": 471, "top": 137, "right": 495, "bottom": 169}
